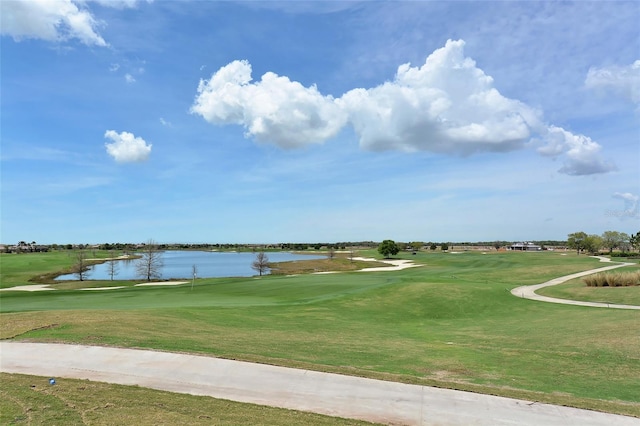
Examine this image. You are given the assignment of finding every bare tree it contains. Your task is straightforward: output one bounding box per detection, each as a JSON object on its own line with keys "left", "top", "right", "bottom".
{"left": 72, "top": 250, "right": 91, "bottom": 281}
{"left": 135, "top": 240, "right": 164, "bottom": 282}
{"left": 107, "top": 259, "right": 119, "bottom": 281}
{"left": 349, "top": 249, "right": 356, "bottom": 263}
{"left": 251, "top": 252, "right": 270, "bottom": 276}
{"left": 327, "top": 246, "right": 336, "bottom": 260}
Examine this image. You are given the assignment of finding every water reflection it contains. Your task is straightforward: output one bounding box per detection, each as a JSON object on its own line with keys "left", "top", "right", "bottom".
{"left": 56, "top": 251, "right": 322, "bottom": 281}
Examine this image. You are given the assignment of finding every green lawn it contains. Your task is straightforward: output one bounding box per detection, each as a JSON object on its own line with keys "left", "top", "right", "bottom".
{"left": 0, "top": 373, "right": 376, "bottom": 426}
{"left": 1, "top": 250, "right": 639, "bottom": 418}
{"left": 537, "top": 264, "right": 640, "bottom": 305}
{"left": 0, "top": 250, "right": 119, "bottom": 288}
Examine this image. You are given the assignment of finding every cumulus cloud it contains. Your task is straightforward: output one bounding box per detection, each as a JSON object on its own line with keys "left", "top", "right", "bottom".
{"left": 341, "top": 40, "right": 543, "bottom": 154}
{"left": 104, "top": 130, "right": 151, "bottom": 163}
{"left": 585, "top": 60, "right": 640, "bottom": 103}
{"left": 537, "top": 126, "right": 616, "bottom": 176}
{"left": 0, "top": 0, "right": 107, "bottom": 46}
{"left": 124, "top": 73, "right": 136, "bottom": 83}
{"left": 0, "top": 0, "right": 152, "bottom": 46}
{"left": 192, "top": 39, "right": 615, "bottom": 175}
{"left": 191, "top": 60, "right": 346, "bottom": 148}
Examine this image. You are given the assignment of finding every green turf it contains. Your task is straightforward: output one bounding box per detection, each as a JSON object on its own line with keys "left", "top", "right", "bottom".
{"left": 0, "top": 373, "right": 376, "bottom": 425}
{"left": 1, "top": 250, "right": 639, "bottom": 417}
{"left": 536, "top": 263, "right": 640, "bottom": 305}
{"left": 0, "top": 250, "right": 120, "bottom": 288}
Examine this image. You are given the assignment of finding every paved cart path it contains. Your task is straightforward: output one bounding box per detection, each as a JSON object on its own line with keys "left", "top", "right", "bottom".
{"left": 511, "top": 256, "right": 640, "bottom": 310}
{"left": 1, "top": 342, "right": 638, "bottom": 425}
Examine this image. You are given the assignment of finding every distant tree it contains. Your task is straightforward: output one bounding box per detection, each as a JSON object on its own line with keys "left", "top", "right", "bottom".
{"left": 349, "top": 249, "right": 356, "bottom": 263}
{"left": 135, "top": 239, "right": 163, "bottom": 282}
{"left": 567, "top": 232, "right": 588, "bottom": 255}
{"left": 378, "top": 240, "right": 399, "bottom": 258}
{"left": 327, "top": 246, "right": 336, "bottom": 260}
{"left": 107, "top": 259, "right": 119, "bottom": 281}
{"left": 583, "top": 234, "right": 603, "bottom": 255}
{"left": 410, "top": 241, "right": 423, "bottom": 252}
{"left": 628, "top": 231, "right": 640, "bottom": 252}
{"left": 72, "top": 250, "right": 91, "bottom": 281}
{"left": 16, "top": 241, "right": 27, "bottom": 253}
{"left": 441, "top": 243, "right": 449, "bottom": 251}
{"left": 618, "top": 233, "right": 631, "bottom": 252}
{"left": 429, "top": 243, "right": 437, "bottom": 251}
{"left": 493, "top": 242, "right": 501, "bottom": 250}
{"left": 601, "top": 231, "right": 626, "bottom": 254}
{"left": 252, "top": 252, "right": 270, "bottom": 276}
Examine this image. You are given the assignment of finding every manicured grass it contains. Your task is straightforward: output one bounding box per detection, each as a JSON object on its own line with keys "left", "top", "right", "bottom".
{"left": 0, "top": 250, "right": 121, "bottom": 288}
{"left": 1, "top": 251, "right": 639, "bottom": 418}
{"left": 0, "top": 373, "right": 376, "bottom": 425}
{"left": 537, "top": 264, "right": 640, "bottom": 305}
{"left": 269, "top": 256, "right": 389, "bottom": 275}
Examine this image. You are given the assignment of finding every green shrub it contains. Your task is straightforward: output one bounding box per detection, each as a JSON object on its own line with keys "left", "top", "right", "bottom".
{"left": 609, "top": 252, "right": 640, "bottom": 258}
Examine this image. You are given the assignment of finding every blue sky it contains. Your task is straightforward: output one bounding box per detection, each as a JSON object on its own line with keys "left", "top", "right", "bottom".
{"left": 1, "top": 0, "right": 639, "bottom": 245}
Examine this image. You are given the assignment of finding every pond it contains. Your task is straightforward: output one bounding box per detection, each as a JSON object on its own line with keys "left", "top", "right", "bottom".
{"left": 56, "top": 251, "right": 324, "bottom": 281}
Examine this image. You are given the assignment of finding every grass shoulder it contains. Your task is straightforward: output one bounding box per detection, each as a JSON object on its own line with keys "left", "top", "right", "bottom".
{"left": 0, "top": 373, "right": 376, "bottom": 426}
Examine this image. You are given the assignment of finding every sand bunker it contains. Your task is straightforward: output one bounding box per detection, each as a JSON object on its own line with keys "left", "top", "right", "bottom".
{"left": 358, "top": 259, "right": 421, "bottom": 272}
{"left": 351, "top": 257, "right": 421, "bottom": 272}
{"left": 134, "top": 281, "right": 188, "bottom": 287}
{"left": 0, "top": 285, "right": 54, "bottom": 292}
{"left": 80, "top": 286, "right": 126, "bottom": 291}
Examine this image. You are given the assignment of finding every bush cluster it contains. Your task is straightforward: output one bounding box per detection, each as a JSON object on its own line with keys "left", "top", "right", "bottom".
{"left": 609, "top": 252, "right": 640, "bottom": 258}
{"left": 584, "top": 271, "right": 640, "bottom": 287}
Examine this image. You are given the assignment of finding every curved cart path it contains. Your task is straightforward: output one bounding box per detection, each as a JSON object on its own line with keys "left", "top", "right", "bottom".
{"left": 1, "top": 342, "right": 638, "bottom": 425}
{"left": 511, "top": 256, "right": 640, "bottom": 310}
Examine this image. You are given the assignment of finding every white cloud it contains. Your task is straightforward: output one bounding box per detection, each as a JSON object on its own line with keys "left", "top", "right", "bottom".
{"left": 341, "top": 39, "right": 543, "bottom": 154}
{"left": 614, "top": 192, "right": 639, "bottom": 204}
{"left": 124, "top": 73, "right": 136, "bottom": 83}
{"left": 192, "top": 39, "right": 615, "bottom": 175}
{"left": 613, "top": 192, "right": 640, "bottom": 218}
{"left": 159, "top": 117, "right": 171, "bottom": 127}
{"left": 92, "top": 0, "right": 152, "bottom": 9}
{"left": 191, "top": 60, "right": 346, "bottom": 148}
{"left": 585, "top": 60, "right": 640, "bottom": 103}
{"left": 0, "top": 0, "right": 107, "bottom": 46}
{"left": 104, "top": 130, "right": 151, "bottom": 163}
{"left": 109, "top": 63, "right": 120, "bottom": 72}
{"left": 538, "top": 126, "right": 616, "bottom": 176}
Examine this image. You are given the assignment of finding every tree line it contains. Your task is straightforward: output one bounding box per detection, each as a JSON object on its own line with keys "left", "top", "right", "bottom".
{"left": 567, "top": 231, "right": 640, "bottom": 255}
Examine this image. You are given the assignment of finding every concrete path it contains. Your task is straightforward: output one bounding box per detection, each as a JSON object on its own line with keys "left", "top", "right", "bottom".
{"left": 511, "top": 257, "right": 640, "bottom": 310}
{"left": 1, "top": 342, "right": 638, "bottom": 425}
